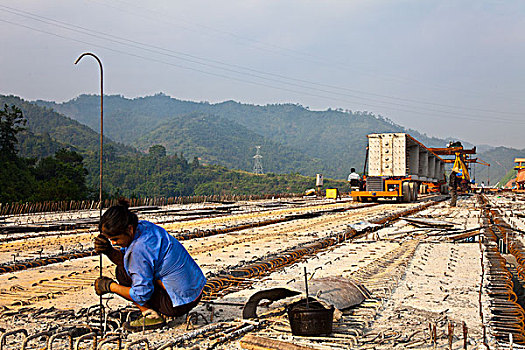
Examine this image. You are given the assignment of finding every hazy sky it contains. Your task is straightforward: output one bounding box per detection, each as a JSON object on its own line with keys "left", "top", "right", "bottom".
{"left": 1, "top": 1, "right": 525, "bottom": 148}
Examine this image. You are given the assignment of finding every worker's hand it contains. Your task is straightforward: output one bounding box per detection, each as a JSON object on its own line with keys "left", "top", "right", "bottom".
{"left": 94, "top": 234, "right": 112, "bottom": 255}
{"left": 94, "top": 276, "right": 115, "bottom": 295}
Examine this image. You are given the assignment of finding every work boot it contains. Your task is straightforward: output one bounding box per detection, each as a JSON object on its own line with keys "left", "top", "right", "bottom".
{"left": 123, "top": 310, "right": 166, "bottom": 332}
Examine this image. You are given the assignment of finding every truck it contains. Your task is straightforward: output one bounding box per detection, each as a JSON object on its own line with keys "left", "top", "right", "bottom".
{"left": 352, "top": 133, "right": 446, "bottom": 202}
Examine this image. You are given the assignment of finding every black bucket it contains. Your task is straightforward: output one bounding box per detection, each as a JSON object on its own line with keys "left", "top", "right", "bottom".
{"left": 287, "top": 300, "right": 334, "bottom": 336}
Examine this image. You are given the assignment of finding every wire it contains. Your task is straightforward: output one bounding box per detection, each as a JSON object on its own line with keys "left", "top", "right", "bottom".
{"left": 1, "top": 7, "right": 525, "bottom": 125}
{"left": 0, "top": 18, "right": 368, "bottom": 104}
{"left": 90, "top": 0, "right": 525, "bottom": 106}
{"left": 4, "top": 3, "right": 519, "bottom": 119}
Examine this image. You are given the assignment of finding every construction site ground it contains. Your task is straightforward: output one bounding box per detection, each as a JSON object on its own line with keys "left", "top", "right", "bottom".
{"left": 0, "top": 193, "right": 524, "bottom": 349}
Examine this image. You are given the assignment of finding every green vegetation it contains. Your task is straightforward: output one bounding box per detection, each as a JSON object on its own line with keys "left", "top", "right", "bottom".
{"left": 499, "top": 169, "right": 518, "bottom": 187}
{"left": 134, "top": 113, "right": 327, "bottom": 175}
{"left": 98, "top": 145, "right": 349, "bottom": 197}
{"left": 0, "top": 104, "right": 26, "bottom": 158}
{"left": 0, "top": 104, "right": 91, "bottom": 202}
{"left": 0, "top": 148, "right": 92, "bottom": 203}
{"left": 1, "top": 97, "right": 349, "bottom": 202}
{"left": 38, "top": 93, "right": 450, "bottom": 179}
{"left": 33, "top": 149, "right": 91, "bottom": 201}
{"left": 4, "top": 93, "right": 520, "bottom": 200}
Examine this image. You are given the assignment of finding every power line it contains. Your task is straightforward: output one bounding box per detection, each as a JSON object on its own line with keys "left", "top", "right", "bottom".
{"left": 5, "top": 3, "right": 521, "bottom": 120}
{"left": 89, "top": 0, "right": 525, "bottom": 106}
{"left": 1, "top": 4, "right": 523, "bottom": 120}
{"left": 0, "top": 18, "right": 368, "bottom": 104}
{"left": 1, "top": 9, "right": 525, "bottom": 125}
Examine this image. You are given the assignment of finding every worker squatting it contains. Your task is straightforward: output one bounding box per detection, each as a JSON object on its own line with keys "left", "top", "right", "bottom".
{"left": 93, "top": 199, "right": 206, "bottom": 331}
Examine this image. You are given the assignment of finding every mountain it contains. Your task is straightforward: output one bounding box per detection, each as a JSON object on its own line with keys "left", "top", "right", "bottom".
{"left": 1, "top": 95, "right": 136, "bottom": 157}
{"left": 477, "top": 147, "right": 525, "bottom": 186}
{"left": 0, "top": 94, "right": 139, "bottom": 189}
{"left": 134, "top": 113, "right": 326, "bottom": 175}
{"left": 30, "top": 93, "right": 521, "bottom": 185}
{"left": 476, "top": 144, "right": 496, "bottom": 153}
{"left": 35, "top": 94, "right": 198, "bottom": 144}
{"left": 3, "top": 95, "right": 351, "bottom": 198}
{"left": 37, "top": 94, "right": 455, "bottom": 179}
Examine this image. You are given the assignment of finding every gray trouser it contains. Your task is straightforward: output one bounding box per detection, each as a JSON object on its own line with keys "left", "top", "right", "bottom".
{"left": 449, "top": 188, "right": 457, "bottom": 207}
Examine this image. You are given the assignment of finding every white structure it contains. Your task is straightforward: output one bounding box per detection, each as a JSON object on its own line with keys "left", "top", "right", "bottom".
{"left": 367, "top": 133, "right": 445, "bottom": 183}
{"left": 316, "top": 174, "right": 324, "bottom": 187}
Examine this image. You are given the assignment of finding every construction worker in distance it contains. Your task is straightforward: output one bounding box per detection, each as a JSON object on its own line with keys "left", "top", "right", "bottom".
{"left": 449, "top": 170, "right": 460, "bottom": 207}
{"left": 348, "top": 168, "right": 361, "bottom": 193}
{"left": 93, "top": 199, "right": 206, "bottom": 331}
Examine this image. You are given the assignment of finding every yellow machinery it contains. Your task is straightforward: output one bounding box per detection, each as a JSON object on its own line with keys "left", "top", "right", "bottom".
{"left": 325, "top": 188, "right": 339, "bottom": 199}
{"left": 429, "top": 143, "right": 490, "bottom": 192}
{"left": 451, "top": 152, "right": 470, "bottom": 181}
{"left": 513, "top": 158, "right": 525, "bottom": 191}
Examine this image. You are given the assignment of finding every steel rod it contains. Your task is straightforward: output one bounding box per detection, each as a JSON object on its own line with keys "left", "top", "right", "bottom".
{"left": 75, "top": 51, "right": 104, "bottom": 336}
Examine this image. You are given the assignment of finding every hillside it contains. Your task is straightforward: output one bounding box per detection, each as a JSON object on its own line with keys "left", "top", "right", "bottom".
{"left": 135, "top": 113, "right": 326, "bottom": 175}
{"left": 28, "top": 93, "right": 522, "bottom": 185}
{"left": 2, "top": 95, "right": 350, "bottom": 198}
{"left": 0, "top": 95, "right": 140, "bottom": 191}
{"left": 37, "top": 94, "right": 454, "bottom": 179}
{"left": 476, "top": 147, "right": 525, "bottom": 186}
{"left": 1, "top": 95, "right": 136, "bottom": 158}
{"left": 36, "top": 94, "right": 199, "bottom": 144}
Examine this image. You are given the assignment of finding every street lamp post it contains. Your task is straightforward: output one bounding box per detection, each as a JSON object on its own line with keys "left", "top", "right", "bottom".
{"left": 74, "top": 52, "right": 104, "bottom": 333}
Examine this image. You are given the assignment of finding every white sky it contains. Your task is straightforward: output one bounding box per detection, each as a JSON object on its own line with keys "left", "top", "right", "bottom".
{"left": 1, "top": 0, "right": 525, "bottom": 148}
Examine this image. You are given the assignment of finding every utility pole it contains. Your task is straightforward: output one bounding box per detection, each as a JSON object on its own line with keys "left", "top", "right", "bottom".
{"left": 253, "top": 146, "right": 264, "bottom": 175}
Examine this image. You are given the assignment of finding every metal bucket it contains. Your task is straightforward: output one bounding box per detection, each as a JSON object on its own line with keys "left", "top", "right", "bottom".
{"left": 287, "top": 300, "right": 334, "bottom": 336}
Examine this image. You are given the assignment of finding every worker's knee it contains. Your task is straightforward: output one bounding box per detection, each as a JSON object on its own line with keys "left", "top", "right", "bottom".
{"left": 150, "top": 290, "right": 202, "bottom": 318}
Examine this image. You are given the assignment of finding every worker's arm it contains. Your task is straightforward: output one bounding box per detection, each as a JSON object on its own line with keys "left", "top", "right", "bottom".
{"left": 110, "top": 283, "right": 132, "bottom": 300}
{"left": 123, "top": 241, "right": 156, "bottom": 305}
{"left": 105, "top": 248, "right": 124, "bottom": 266}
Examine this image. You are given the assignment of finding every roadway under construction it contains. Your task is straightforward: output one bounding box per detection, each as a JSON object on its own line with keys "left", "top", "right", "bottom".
{"left": 0, "top": 192, "right": 524, "bottom": 349}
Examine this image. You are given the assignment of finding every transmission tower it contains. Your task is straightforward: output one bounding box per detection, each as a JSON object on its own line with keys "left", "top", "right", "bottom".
{"left": 253, "top": 146, "right": 264, "bottom": 175}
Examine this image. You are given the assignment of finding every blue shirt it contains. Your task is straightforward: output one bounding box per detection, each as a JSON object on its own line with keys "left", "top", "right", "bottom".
{"left": 122, "top": 220, "right": 206, "bottom": 307}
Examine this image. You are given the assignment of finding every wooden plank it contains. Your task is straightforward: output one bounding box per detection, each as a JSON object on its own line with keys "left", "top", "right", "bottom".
{"left": 240, "top": 334, "right": 317, "bottom": 350}
{"left": 401, "top": 217, "right": 455, "bottom": 228}
{"left": 450, "top": 231, "right": 481, "bottom": 241}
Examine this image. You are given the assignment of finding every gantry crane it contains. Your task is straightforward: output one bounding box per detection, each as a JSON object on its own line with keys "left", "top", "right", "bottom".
{"left": 429, "top": 143, "right": 490, "bottom": 191}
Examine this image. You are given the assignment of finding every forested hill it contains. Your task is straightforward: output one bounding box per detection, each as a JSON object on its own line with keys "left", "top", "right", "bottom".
{"left": 134, "top": 113, "right": 327, "bottom": 175}
{"left": 37, "top": 93, "right": 451, "bottom": 179}
{"left": 2, "top": 95, "right": 351, "bottom": 199}
{"left": 0, "top": 95, "right": 136, "bottom": 159}
{"left": 0, "top": 94, "right": 139, "bottom": 189}
{"left": 474, "top": 147, "right": 525, "bottom": 186}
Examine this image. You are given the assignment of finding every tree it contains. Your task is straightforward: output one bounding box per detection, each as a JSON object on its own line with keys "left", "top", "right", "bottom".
{"left": 149, "top": 145, "right": 166, "bottom": 158}
{"left": 0, "top": 157, "right": 37, "bottom": 202}
{"left": 191, "top": 156, "right": 200, "bottom": 169}
{"left": 0, "top": 104, "right": 26, "bottom": 158}
{"left": 33, "top": 148, "right": 90, "bottom": 201}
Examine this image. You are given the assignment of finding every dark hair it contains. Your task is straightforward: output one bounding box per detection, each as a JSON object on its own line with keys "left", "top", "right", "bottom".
{"left": 351, "top": 168, "right": 356, "bottom": 172}
{"left": 99, "top": 199, "right": 138, "bottom": 237}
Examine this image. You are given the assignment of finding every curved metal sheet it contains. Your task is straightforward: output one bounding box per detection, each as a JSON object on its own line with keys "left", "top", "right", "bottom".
{"left": 242, "top": 277, "right": 370, "bottom": 319}
{"left": 289, "top": 277, "right": 371, "bottom": 310}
